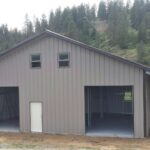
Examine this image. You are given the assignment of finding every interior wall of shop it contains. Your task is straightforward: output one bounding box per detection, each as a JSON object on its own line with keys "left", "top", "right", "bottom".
{"left": 0, "top": 87, "right": 19, "bottom": 121}
{"left": 85, "top": 86, "right": 133, "bottom": 115}
{"left": 145, "top": 75, "right": 150, "bottom": 136}
{"left": 0, "top": 35, "right": 144, "bottom": 138}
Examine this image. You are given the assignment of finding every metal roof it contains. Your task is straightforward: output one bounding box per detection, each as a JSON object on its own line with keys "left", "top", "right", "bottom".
{"left": 0, "top": 29, "right": 150, "bottom": 71}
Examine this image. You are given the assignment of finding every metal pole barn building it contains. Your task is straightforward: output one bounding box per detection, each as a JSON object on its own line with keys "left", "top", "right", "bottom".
{"left": 0, "top": 30, "right": 149, "bottom": 138}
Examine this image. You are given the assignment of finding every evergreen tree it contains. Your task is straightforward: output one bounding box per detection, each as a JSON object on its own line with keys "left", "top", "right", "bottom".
{"left": 90, "top": 5, "right": 96, "bottom": 21}
{"left": 67, "top": 18, "right": 79, "bottom": 39}
{"left": 41, "top": 14, "right": 48, "bottom": 31}
{"left": 0, "top": 25, "right": 9, "bottom": 49}
{"left": 23, "top": 14, "right": 34, "bottom": 37}
{"left": 137, "top": 41, "right": 145, "bottom": 63}
{"left": 54, "top": 8, "right": 62, "bottom": 32}
{"left": 48, "top": 11, "right": 55, "bottom": 31}
{"left": 27, "top": 21, "right": 34, "bottom": 36}
{"left": 71, "top": 7, "right": 78, "bottom": 24}
{"left": 108, "top": 1, "right": 129, "bottom": 48}
{"left": 0, "top": 1, "right": 149, "bottom": 65}
{"left": 131, "top": 0, "right": 145, "bottom": 29}
{"left": 117, "top": 10, "right": 129, "bottom": 48}
{"left": 98, "top": 1, "right": 107, "bottom": 20}
{"left": 138, "top": 20, "right": 147, "bottom": 42}
{"left": 61, "top": 7, "right": 71, "bottom": 33}
{"left": 35, "top": 18, "right": 41, "bottom": 33}
{"left": 85, "top": 4, "right": 96, "bottom": 21}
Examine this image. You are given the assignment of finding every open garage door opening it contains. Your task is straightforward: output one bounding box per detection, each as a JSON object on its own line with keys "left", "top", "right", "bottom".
{"left": 0, "top": 87, "right": 19, "bottom": 132}
{"left": 85, "top": 86, "right": 134, "bottom": 137}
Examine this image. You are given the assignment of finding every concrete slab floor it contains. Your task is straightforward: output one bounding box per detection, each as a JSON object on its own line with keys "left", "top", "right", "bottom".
{"left": 86, "top": 114, "right": 134, "bottom": 138}
{"left": 0, "top": 120, "right": 19, "bottom": 132}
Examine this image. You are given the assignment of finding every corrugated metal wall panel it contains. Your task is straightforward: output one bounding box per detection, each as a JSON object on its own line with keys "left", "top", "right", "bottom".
{"left": 145, "top": 75, "right": 150, "bottom": 136}
{"left": 0, "top": 36, "right": 144, "bottom": 138}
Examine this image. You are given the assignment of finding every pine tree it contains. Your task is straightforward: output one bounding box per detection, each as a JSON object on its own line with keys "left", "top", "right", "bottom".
{"left": 90, "top": 5, "right": 96, "bottom": 20}
{"left": 54, "top": 8, "right": 62, "bottom": 32}
{"left": 23, "top": 14, "right": 34, "bottom": 37}
{"left": 67, "top": 18, "right": 79, "bottom": 39}
{"left": 138, "top": 20, "right": 147, "bottom": 42}
{"left": 61, "top": 7, "right": 71, "bottom": 33}
{"left": 0, "top": 1, "right": 149, "bottom": 65}
{"left": 76, "top": 4, "right": 86, "bottom": 28}
{"left": 41, "top": 14, "right": 48, "bottom": 32}
{"left": 24, "top": 14, "right": 29, "bottom": 36}
{"left": 85, "top": 4, "right": 96, "bottom": 21}
{"left": 137, "top": 41, "right": 145, "bottom": 63}
{"left": 48, "top": 11, "right": 55, "bottom": 30}
{"left": 117, "top": 10, "right": 129, "bottom": 48}
{"left": 98, "top": 1, "right": 107, "bottom": 20}
{"left": 71, "top": 7, "right": 78, "bottom": 23}
{"left": 131, "top": 0, "right": 145, "bottom": 29}
{"left": 108, "top": 1, "right": 129, "bottom": 48}
{"left": 35, "top": 18, "right": 41, "bottom": 33}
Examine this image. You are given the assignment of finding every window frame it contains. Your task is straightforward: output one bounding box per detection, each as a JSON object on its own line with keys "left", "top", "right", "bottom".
{"left": 30, "top": 53, "right": 41, "bottom": 69}
{"left": 58, "top": 52, "right": 70, "bottom": 68}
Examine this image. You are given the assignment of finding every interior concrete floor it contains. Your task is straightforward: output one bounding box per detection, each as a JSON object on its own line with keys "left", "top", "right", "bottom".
{"left": 86, "top": 114, "right": 134, "bottom": 138}
{"left": 0, "top": 119, "right": 19, "bottom": 132}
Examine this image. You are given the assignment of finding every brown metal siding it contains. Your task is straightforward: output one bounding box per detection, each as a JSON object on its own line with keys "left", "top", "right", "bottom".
{"left": 0, "top": 36, "right": 144, "bottom": 138}
{"left": 145, "top": 75, "right": 150, "bottom": 136}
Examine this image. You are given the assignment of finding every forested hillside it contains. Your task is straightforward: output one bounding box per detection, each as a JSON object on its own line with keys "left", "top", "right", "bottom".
{"left": 0, "top": 0, "right": 150, "bottom": 65}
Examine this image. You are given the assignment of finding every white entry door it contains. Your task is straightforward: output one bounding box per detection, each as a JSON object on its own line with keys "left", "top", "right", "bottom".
{"left": 30, "top": 102, "right": 42, "bottom": 132}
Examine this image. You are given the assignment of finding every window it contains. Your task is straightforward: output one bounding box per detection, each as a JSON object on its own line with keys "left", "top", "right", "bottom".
{"left": 30, "top": 54, "right": 41, "bottom": 68}
{"left": 58, "top": 52, "right": 70, "bottom": 67}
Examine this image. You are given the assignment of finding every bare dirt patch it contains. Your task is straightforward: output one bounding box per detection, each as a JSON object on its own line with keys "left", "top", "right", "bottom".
{"left": 0, "top": 133, "right": 149, "bottom": 149}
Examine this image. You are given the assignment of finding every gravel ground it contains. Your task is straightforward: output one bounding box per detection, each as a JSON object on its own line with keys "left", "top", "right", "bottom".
{"left": 0, "top": 133, "right": 149, "bottom": 149}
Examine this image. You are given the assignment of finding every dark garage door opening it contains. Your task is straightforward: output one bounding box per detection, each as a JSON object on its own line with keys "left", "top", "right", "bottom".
{"left": 85, "top": 86, "right": 134, "bottom": 137}
{"left": 0, "top": 87, "right": 19, "bottom": 132}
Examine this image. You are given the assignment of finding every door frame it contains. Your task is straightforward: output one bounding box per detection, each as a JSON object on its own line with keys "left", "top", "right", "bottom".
{"left": 84, "top": 85, "right": 134, "bottom": 137}
{"left": 29, "top": 101, "right": 43, "bottom": 133}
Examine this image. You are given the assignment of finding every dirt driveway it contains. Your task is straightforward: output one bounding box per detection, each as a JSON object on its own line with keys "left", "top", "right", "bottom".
{"left": 0, "top": 133, "right": 150, "bottom": 149}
